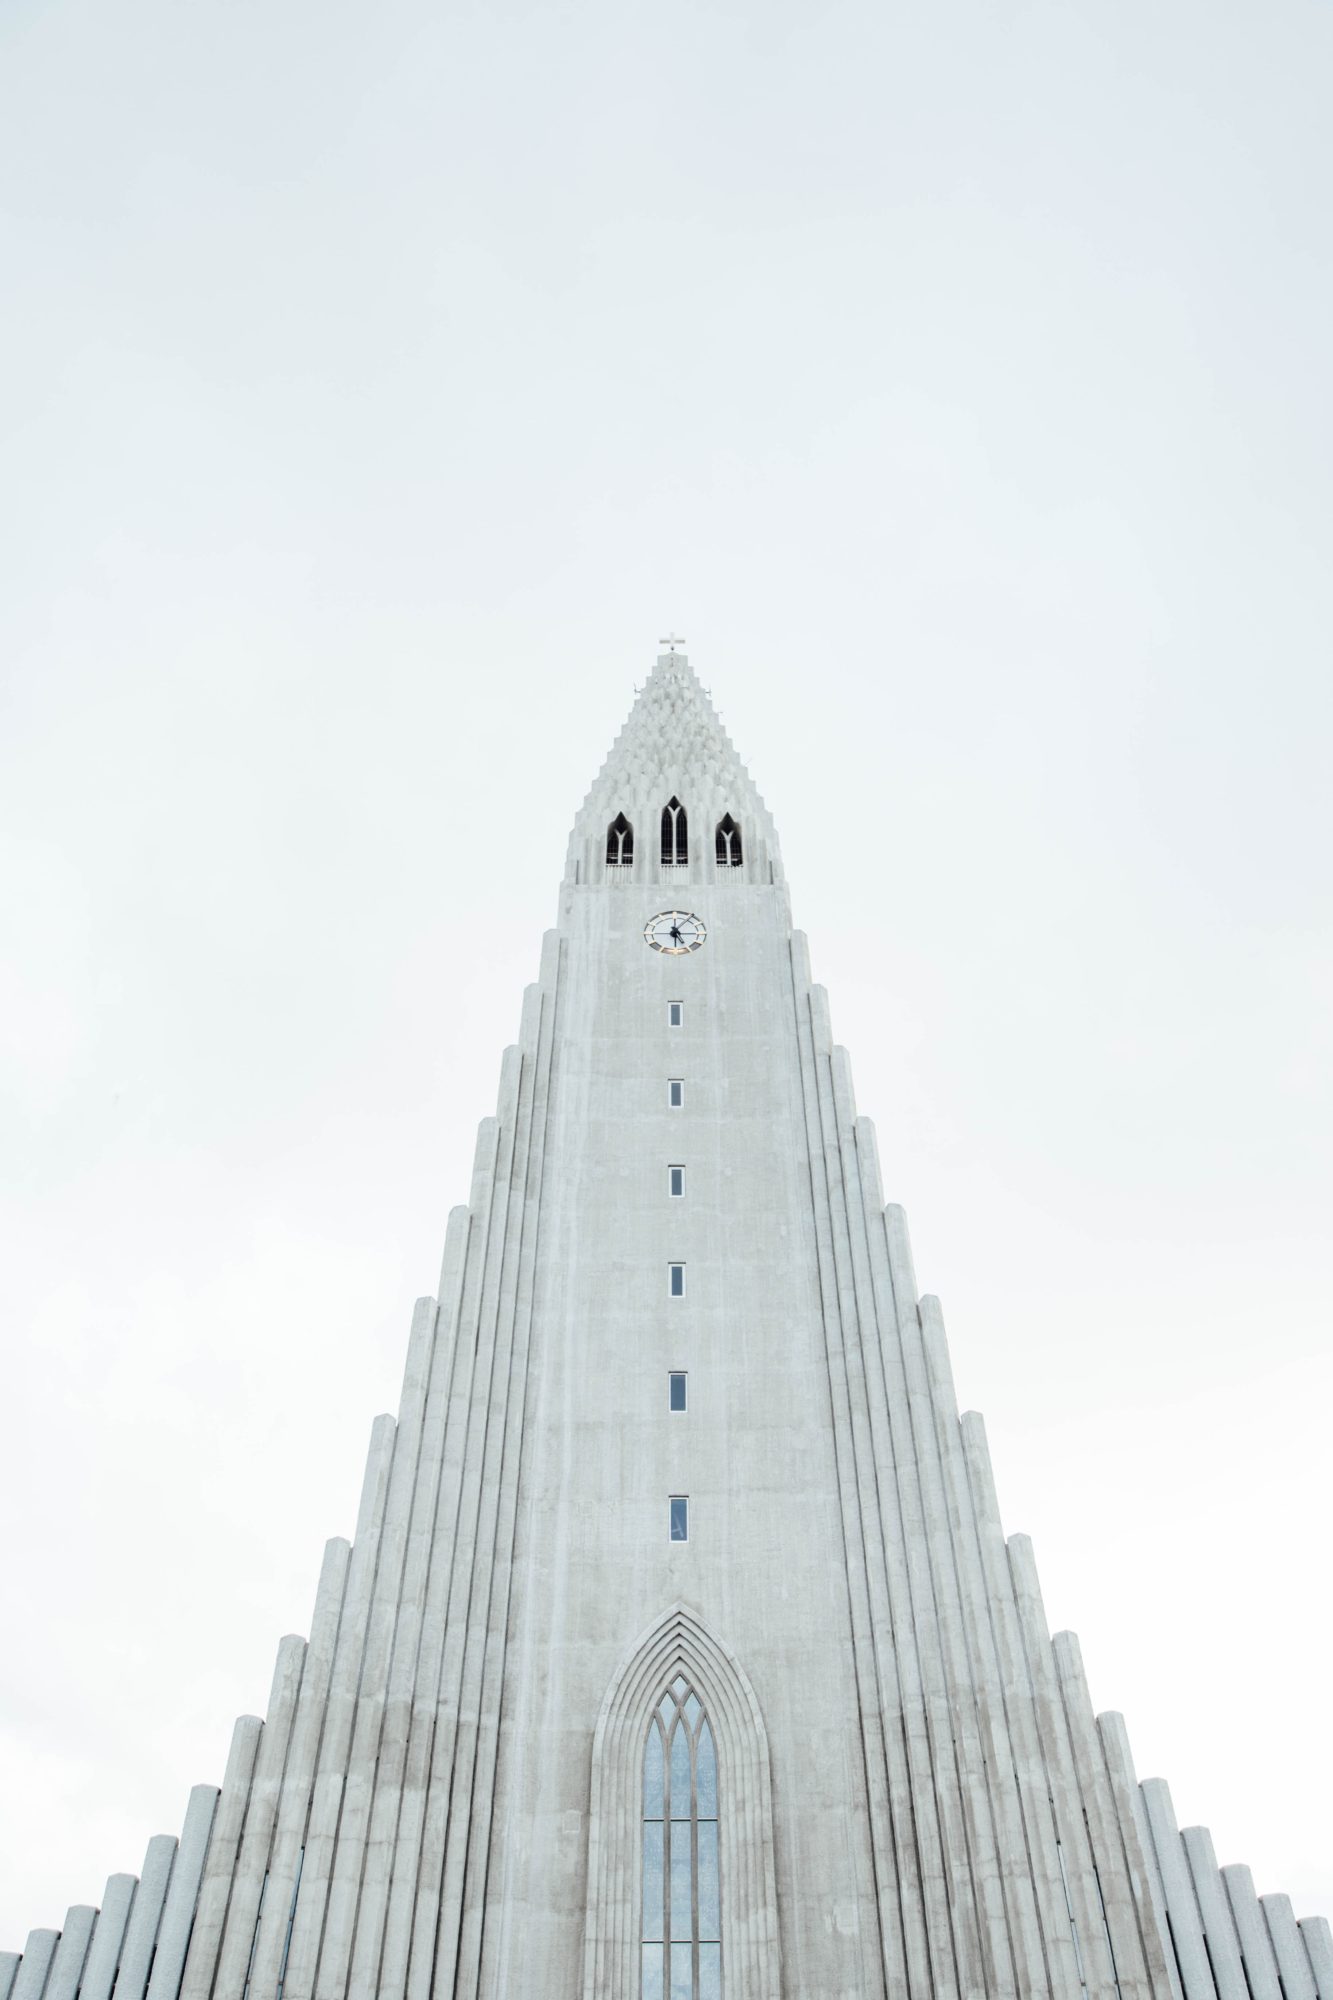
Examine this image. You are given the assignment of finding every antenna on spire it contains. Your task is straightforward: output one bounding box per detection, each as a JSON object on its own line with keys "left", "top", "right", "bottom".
{"left": 659, "top": 632, "right": 685, "bottom": 655}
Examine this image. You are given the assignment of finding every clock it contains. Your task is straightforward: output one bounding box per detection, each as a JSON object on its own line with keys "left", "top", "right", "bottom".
{"left": 644, "top": 911, "right": 707, "bottom": 954}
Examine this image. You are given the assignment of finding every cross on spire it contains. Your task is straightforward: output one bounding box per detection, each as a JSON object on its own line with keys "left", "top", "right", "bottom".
{"left": 659, "top": 632, "right": 685, "bottom": 654}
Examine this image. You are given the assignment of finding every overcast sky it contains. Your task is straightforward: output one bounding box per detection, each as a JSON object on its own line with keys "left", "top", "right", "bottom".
{"left": 2, "top": 0, "right": 1331, "bottom": 1950}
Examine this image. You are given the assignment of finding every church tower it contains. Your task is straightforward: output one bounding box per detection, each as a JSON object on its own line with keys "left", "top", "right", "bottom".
{"left": 3, "top": 649, "right": 1329, "bottom": 2000}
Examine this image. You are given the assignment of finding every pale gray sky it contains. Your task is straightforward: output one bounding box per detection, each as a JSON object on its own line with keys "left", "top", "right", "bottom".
{"left": 2, "top": 0, "right": 1331, "bottom": 1946}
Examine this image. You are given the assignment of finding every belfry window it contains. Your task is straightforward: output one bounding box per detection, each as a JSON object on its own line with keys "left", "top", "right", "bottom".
{"left": 715, "top": 815, "right": 742, "bottom": 868}
{"left": 607, "top": 813, "right": 634, "bottom": 866}
{"left": 641, "top": 1675, "right": 720, "bottom": 1999}
{"left": 661, "top": 797, "right": 688, "bottom": 866}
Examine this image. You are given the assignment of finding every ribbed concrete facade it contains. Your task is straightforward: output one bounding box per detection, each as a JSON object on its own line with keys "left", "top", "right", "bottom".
{"left": 3, "top": 651, "right": 1328, "bottom": 2000}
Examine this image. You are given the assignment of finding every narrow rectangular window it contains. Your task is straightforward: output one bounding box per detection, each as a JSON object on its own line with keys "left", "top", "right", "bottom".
{"left": 667, "top": 1001, "right": 683, "bottom": 1027}
{"left": 669, "top": 1496, "right": 689, "bottom": 1542}
{"left": 668, "top": 1165, "right": 685, "bottom": 1198}
{"left": 667, "top": 1078, "right": 684, "bottom": 1109}
{"left": 668, "top": 1263, "right": 685, "bottom": 1298}
{"left": 669, "top": 1372, "right": 687, "bottom": 1411}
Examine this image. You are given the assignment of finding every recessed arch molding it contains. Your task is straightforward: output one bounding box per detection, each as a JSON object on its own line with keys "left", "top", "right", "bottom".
{"left": 581, "top": 1602, "right": 781, "bottom": 2000}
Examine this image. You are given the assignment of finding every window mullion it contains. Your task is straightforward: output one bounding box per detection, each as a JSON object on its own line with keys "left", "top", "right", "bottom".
{"left": 664, "top": 1816, "right": 672, "bottom": 1958}
{"left": 691, "top": 1721, "right": 701, "bottom": 1998}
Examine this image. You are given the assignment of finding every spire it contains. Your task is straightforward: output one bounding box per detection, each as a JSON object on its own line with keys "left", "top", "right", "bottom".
{"left": 567, "top": 645, "right": 780, "bottom": 882}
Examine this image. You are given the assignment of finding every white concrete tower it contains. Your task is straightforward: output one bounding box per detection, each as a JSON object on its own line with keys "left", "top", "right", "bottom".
{"left": 3, "top": 648, "right": 1330, "bottom": 2000}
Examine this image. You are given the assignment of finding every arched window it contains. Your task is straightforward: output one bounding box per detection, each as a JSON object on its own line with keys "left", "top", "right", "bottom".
{"left": 661, "top": 798, "right": 688, "bottom": 867}
{"left": 642, "top": 1676, "right": 720, "bottom": 2000}
{"left": 581, "top": 1603, "right": 780, "bottom": 1998}
{"left": 607, "top": 813, "right": 634, "bottom": 866}
{"left": 715, "top": 815, "right": 742, "bottom": 868}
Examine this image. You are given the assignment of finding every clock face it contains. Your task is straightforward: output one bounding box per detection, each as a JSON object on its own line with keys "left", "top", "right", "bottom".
{"left": 644, "top": 911, "right": 707, "bottom": 955}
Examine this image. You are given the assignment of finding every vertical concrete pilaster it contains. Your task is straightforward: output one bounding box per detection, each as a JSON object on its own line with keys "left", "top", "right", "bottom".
{"left": 279, "top": 1411, "right": 397, "bottom": 1997}
{"left": 146, "top": 1785, "right": 218, "bottom": 2000}
{"left": 788, "top": 945, "right": 916, "bottom": 2000}
{"left": 1220, "top": 1864, "right": 1282, "bottom": 2000}
{"left": 76, "top": 1874, "right": 138, "bottom": 2000}
{"left": 117, "top": 1832, "right": 183, "bottom": 2000}
{"left": 1139, "top": 1780, "right": 1216, "bottom": 2000}
{"left": 244, "top": 1536, "right": 352, "bottom": 1996}
{"left": 38, "top": 1906, "right": 95, "bottom": 2000}
{"left": 211, "top": 1637, "right": 307, "bottom": 1993}
{"left": 1179, "top": 1826, "right": 1248, "bottom": 2000}
{"left": 1008, "top": 1539, "right": 1119, "bottom": 1998}
{"left": 8, "top": 1932, "right": 57, "bottom": 2000}
{"left": 1299, "top": 1916, "right": 1333, "bottom": 1997}
{"left": 1262, "top": 1894, "right": 1319, "bottom": 2000}
{"left": 1094, "top": 1713, "right": 1181, "bottom": 2000}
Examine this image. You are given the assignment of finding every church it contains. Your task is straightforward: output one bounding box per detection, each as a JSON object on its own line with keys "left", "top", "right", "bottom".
{"left": 3, "top": 648, "right": 1328, "bottom": 2000}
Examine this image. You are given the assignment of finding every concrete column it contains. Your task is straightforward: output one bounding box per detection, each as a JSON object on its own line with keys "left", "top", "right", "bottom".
{"left": 820, "top": 1009, "right": 959, "bottom": 2000}
{"left": 1139, "top": 1779, "right": 1215, "bottom": 2000}
{"left": 212, "top": 1638, "right": 307, "bottom": 1993}
{"left": 428, "top": 967, "right": 559, "bottom": 2000}
{"left": 455, "top": 960, "right": 562, "bottom": 1999}
{"left": 0, "top": 1954, "right": 18, "bottom": 2000}
{"left": 403, "top": 1055, "right": 530, "bottom": 2000}
{"left": 1095, "top": 1713, "right": 1182, "bottom": 2000}
{"left": 8, "top": 1933, "right": 57, "bottom": 2000}
{"left": 349, "top": 1273, "right": 464, "bottom": 1989}
{"left": 960, "top": 1414, "right": 1085, "bottom": 2000}
{"left": 115, "top": 1833, "right": 179, "bottom": 2000}
{"left": 1179, "top": 1827, "right": 1247, "bottom": 2000}
{"left": 36, "top": 1907, "right": 95, "bottom": 2000}
{"left": 145, "top": 1785, "right": 218, "bottom": 2000}
{"left": 279, "top": 1410, "right": 396, "bottom": 1998}
{"left": 379, "top": 1206, "right": 478, "bottom": 1999}
{"left": 1008, "top": 1537, "right": 1119, "bottom": 1998}
{"left": 1299, "top": 1917, "right": 1333, "bottom": 1998}
{"left": 316, "top": 1295, "right": 440, "bottom": 1996}
{"left": 74, "top": 1874, "right": 137, "bottom": 2000}
{"left": 850, "top": 1118, "right": 999, "bottom": 2000}
{"left": 1052, "top": 1632, "right": 1157, "bottom": 1999}
{"left": 178, "top": 1716, "right": 262, "bottom": 1998}
{"left": 799, "top": 988, "right": 946, "bottom": 2000}
{"left": 1219, "top": 1865, "right": 1282, "bottom": 2000}
{"left": 244, "top": 1537, "right": 351, "bottom": 1997}
{"left": 1262, "top": 1894, "right": 1318, "bottom": 2000}
{"left": 779, "top": 943, "right": 914, "bottom": 2000}
{"left": 921, "top": 1294, "right": 1063, "bottom": 2000}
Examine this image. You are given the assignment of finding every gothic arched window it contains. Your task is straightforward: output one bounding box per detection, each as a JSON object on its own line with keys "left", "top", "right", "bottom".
{"left": 581, "top": 1604, "right": 780, "bottom": 1997}
{"left": 714, "top": 815, "right": 742, "bottom": 868}
{"left": 607, "top": 813, "right": 634, "bottom": 866}
{"left": 642, "top": 1676, "right": 720, "bottom": 2000}
{"left": 661, "top": 798, "right": 688, "bottom": 867}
